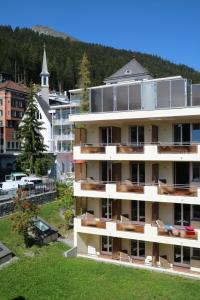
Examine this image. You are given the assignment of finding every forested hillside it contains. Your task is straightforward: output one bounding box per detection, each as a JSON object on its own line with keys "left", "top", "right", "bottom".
{"left": 0, "top": 25, "right": 200, "bottom": 91}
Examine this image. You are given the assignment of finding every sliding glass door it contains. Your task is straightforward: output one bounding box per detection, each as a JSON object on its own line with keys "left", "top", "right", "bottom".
{"left": 102, "top": 199, "right": 112, "bottom": 219}
{"left": 174, "top": 245, "right": 191, "bottom": 266}
{"left": 174, "top": 203, "right": 191, "bottom": 226}
{"left": 131, "top": 162, "right": 145, "bottom": 184}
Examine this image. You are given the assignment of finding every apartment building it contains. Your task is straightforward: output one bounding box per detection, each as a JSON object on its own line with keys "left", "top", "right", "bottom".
{"left": 0, "top": 80, "right": 27, "bottom": 154}
{"left": 69, "top": 58, "right": 200, "bottom": 276}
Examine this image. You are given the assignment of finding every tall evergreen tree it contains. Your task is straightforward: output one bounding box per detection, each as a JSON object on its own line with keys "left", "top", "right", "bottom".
{"left": 79, "top": 53, "right": 91, "bottom": 112}
{"left": 17, "top": 84, "right": 51, "bottom": 175}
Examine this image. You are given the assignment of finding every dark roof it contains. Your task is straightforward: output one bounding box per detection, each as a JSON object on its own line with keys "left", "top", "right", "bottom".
{"left": 35, "top": 95, "right": 51, "bottom": 123}
{"left": 0, "top": 80, "right": 27, "bottom": 93}
{"left": 104, "top": 58, "right": 152, "bottom": 83}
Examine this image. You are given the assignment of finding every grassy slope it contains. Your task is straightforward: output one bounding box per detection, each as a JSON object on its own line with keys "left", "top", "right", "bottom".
{"left": 0, "top": 202, "right": 200, "bottom": 300}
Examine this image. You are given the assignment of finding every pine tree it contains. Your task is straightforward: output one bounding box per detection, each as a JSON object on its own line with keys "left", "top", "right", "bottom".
{"left": 79, "top": 53, "right": 91, "bottom": 112}
{"left": 17, "top": 84, "right": 51, "bottom": 175}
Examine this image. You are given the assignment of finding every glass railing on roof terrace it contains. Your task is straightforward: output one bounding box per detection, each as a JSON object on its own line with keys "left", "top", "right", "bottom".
{"left": 88, "top": 79, "right": 200, "bottom": 113}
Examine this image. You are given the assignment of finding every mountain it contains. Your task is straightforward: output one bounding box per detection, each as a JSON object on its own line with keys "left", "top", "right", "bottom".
{"left": 0, "top": 25, "right": 200, "bottom": 92}
{"left": 32, "top": 25, "right": 79, "bottom": 41}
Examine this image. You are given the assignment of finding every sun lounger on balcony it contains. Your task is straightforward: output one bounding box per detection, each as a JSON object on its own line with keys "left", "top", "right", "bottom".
{"left": 117, "top": 180, "right": 143, "bottom": 193}
{"left": 112, "top": 251, "right": 132, "bottom": 263}
{"left": 156, "top": 219, "right": 173, "bottom": 236}
{"left": 158, "top": 180, "right": 174, "bottom": 195}
{"left": 159, "top": 256, "right": 172, "bottom": 269}
{"left": 81, "top": 212, "right": 97, "bottom": 226}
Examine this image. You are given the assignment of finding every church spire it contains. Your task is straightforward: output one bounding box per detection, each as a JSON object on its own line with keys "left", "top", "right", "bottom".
{"left": 41, "top": 44, "right": 49, "bottom": 76}
{"left": 40, "top": 44, "right": 49, "bottom": 103}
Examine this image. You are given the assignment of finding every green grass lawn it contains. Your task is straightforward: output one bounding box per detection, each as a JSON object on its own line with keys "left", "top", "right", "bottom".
{"left": 1, "top": 201, "right": 200, "bottom": 300}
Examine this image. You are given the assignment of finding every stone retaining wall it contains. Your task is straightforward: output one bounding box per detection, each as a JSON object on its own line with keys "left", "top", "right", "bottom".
{"left": 0, "top": 191, "right": 57, "bottom": 217}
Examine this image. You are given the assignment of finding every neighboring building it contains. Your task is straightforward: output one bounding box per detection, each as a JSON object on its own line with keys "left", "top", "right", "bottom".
{"left": 0, "top": 80, "right": 27, "bottom": 181}
{"left": 0, "top": 80, "right": 27, "bottom": 154}
{"left": 36, "top": 46, "right": 80, "bottom": 179}
{"left": 70, "top": 58, "right": 200, "bottom": 276}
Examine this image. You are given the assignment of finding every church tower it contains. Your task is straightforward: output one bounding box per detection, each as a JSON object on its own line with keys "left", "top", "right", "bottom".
{"left": 40, "top": 44, "right": 49, "bottom": 103}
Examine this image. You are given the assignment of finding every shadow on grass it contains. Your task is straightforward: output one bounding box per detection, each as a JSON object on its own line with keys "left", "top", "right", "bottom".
{"left": 12, "top": 297, "right": 28, "bottom": 300}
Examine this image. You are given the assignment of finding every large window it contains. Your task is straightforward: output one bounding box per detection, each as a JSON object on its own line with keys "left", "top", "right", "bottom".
{"left": 131, "top": 162, "right": 145, "bottom": 183}
{"left": 192, "top": 124, "right": 200, "bottom": 142}
{"left": 131, "top": 240, "right": 145, "bottom": 258}
{"left": 102, "top": 199, "right": 112, "bottom": 219}
{"left": 192, "top": 163, "right": 200, "bottom": 182}
{"left": 131, "top": 200, "right": 145, "bottom": 222}
{"left": 101, "top": 236, "right": 112, "bottom": 254}
{"left": 174, "top": 246, "right": 190, "bottom": 265}
{"left": 130, "top": 126, "right": 144, "bottom": 144}
{"left": 192, "top": 205, "right": 200, "bottom": 220}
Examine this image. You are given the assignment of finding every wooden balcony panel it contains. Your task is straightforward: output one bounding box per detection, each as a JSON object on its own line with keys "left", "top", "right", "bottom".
{"left": 117, "top": 223, "right": 144, "bottom": 233}
{"left": 157, "top": 228, "right": 198, "bottom": 240}
{"left": 81, "top": 182, "right": 106, "bottom": 191}
{"left": 81, "top": 146, "right": 105, "bottom": 154}
{"left": 158, "top": 186, "right": 197, "bottom": 197}
{"left": 158, "top": 145, "right": 197, "bottom": 154}
{"left": 117, "top": 145, "right": 144, "bottom": 154}
{"left": 117, "top": 184, "right": 144, "bottom": 194}
{"left": 81, "top": 219, "right": 106, "bottom": 228}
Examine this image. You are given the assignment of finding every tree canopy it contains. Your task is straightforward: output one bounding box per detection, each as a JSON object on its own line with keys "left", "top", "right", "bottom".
{"left": 17, "top": 84, "right": 52, "bottom": 175}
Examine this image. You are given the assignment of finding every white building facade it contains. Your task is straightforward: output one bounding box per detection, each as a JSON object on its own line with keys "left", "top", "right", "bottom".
{"left": 70, "top": 59, "right": 200, "bottom": 276}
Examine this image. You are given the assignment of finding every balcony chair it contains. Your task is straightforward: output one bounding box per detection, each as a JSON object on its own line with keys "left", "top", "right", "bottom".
{"left": 158, "top": 180, "right": 174, "bottom": 195}
{"left": 81, "top": 212, "right": 97, "bottom": 226}
{"left": 159, "top": 256, "right": 173, "bottom": 269}
{"left": 156, "top": 219, "right": 173, "bottom": 236}
{"left": 112, "top": 250, "right": 133, "bottom": 263}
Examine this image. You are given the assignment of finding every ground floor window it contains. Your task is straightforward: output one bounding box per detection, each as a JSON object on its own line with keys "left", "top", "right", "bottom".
{"left": 101, "top": 236, "right": 112, "bottom": 254}
{"left": 131, "top": 240, "right": 145, "bottom": 258}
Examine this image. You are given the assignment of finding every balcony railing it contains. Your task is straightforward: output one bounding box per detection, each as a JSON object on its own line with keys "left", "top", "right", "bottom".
{"left": 158, "top": 144, "right": 198, "bottom": 154}
{"left": 81, "top": 180, "right": 106, "bottom": 191}
{"left": 75, "top": 142, "right": 200, "bottom": 156}
{"left": 156, "top": 225, "right": 198, "bottom": 240}
{"left": 86, "top": 79, "right": 200, "bottom": 114}
{"left": 117, "top": 144, "right": 144, "bottom": 154}
{"left": 81, "top": 145, "right": 105, "bottom": 154}
{"left": 158, "top": 183, "right": 197, "bottom": 197}
{"left": 117, "top": 221, "right": 144, "bottom": 233}
{"left": 117, "top": 181, "right": 144, "bottom": 193}
{"left": 79, "top": 214, "right": 144, "bottom": 233}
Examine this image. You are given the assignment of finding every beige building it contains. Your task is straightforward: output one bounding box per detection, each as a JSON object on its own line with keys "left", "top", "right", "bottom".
{"left": 70, "top": 59, "right": 200, "bottom": 276}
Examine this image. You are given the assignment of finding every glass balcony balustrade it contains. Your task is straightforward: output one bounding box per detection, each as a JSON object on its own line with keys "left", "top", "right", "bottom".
{"left": 87, "top": 79, "right": 200, "bottom": 114}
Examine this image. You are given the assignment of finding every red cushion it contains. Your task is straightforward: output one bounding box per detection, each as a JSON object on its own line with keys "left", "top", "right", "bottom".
{"left": 185, "top": 226, "right": 194, "bottom": 231}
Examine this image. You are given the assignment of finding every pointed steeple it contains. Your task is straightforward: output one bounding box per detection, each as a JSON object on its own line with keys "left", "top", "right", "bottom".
{"left": 40, "top": 44, "right": 49, "bottom": 103}
{"left": 41, "top": 44, "right": 49, "bottom": 76}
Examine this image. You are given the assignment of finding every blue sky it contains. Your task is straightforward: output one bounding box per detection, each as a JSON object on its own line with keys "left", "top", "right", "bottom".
{"left": 1, "top": 0, "right": 200, "bottom": 71}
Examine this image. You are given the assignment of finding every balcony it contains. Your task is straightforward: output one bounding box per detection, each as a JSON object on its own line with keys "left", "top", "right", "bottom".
{"left": 81, "top": 180, "right": 106, "bottom": 192}
{"left": 81, "top": 145, "right": 105, "bottom": 154}
{"left": 156, "top": 220, "right": 198, "bottom": 240}
{"left": 73, "top": 143, "right": 200, "bottom": 162}
{"left": 158, "top": 144, "right": 197, "bottom": 154}
{"left": 53, "top": 119, "right": 71, "bottom": 126}
{"left": 74, "top": 181, "right": 200, "bottom": 205}
{"left": 69, "top": 79, "right": 200, "bottom": 123}
{"left": 53, "top": 134, "right": 74, "bottom": 141}
{"left": 117, "top": 182, "right": 144, "bottom": 194}
{"left": 117, "top": 221, "right": 144, "bottom": 233}
{"left": 158, "top": 183, "right": 197, "bottom": 197}
{"left": 74, "top": 217, "right": 200, "bottom": 248}
{"left": 117, "top": 145, "right": 144, "bottom": 154}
